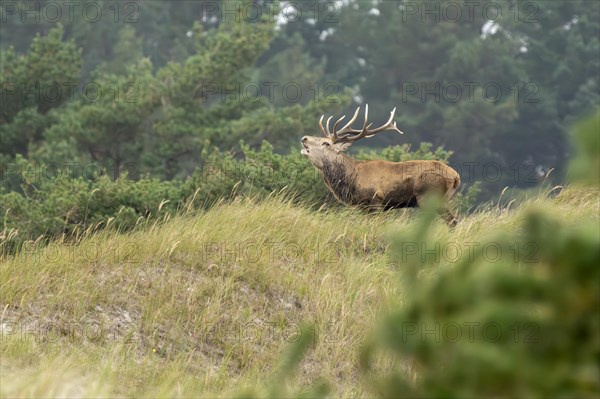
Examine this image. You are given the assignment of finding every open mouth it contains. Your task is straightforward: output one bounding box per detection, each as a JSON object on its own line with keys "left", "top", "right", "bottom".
{"left": 301, "top": 142, "right": 310, "bottom": 155}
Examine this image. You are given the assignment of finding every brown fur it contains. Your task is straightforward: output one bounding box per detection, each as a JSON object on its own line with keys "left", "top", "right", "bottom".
{"left": 301, "top": 135, "right": 461, "bottom": 225}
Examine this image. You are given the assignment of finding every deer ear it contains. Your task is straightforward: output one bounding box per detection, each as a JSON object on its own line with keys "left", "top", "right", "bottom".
{"left": 335, "top": 142, "right": 352, "bottom": 152}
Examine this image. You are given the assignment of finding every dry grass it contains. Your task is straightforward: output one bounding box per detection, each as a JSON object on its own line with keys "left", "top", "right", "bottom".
{"left": 1, "top": 185, "right": 598, "bottom": 398}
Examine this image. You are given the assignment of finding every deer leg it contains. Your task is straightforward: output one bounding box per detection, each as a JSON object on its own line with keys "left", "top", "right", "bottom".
{"left": 415, "top": 193, "right": 458, "bottom": 227}
{"left": 441, "top": 207, "right": 458, "bottom": 227}
{"left": 442, "top": 178, "right": 460, "bottom": 227}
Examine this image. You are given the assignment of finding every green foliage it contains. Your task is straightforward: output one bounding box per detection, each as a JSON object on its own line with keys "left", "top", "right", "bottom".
{"left": 0, "top": 167, "right": 182, "bottom": 252}
{"left": 357, "top": 204, "right": 599, "bottom": 398}
{"left": 451, "top": 180, "right": 482, "bottom": 214}
{"left": 568, "top": 109, "right": 600, "bottom": 185}
{"left": 356, "top": 143, "right": 452, "bottom": 163}
{"left": 74, "top": 58, "right": 159, "bottom": 173}
{"left": 256, "top": 32, "right": 327, "bottom": 107}
{"left": 1, "top": 141, "right": 472, "bottom": 253}
{"left": 0, "top": 24, "right": 81, "bottom": 153}
{"left": 94, "top": 25, "right": 143, "bottom": 76}
{"left": 1, "top": 5, "right": 349, "bottom": 187}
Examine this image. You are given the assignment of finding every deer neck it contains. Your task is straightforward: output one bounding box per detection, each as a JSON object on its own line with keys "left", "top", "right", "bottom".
{"left": 320, "top": 154, "right": 360, "bottom": 204}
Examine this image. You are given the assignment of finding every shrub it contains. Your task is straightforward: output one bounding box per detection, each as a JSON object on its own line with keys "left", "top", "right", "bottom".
{"left": 1, "top": 141, "right": 472, "bottom": 253}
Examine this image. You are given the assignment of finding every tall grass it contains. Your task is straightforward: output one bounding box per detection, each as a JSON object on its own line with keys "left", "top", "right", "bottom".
{"left": 1, "top": 185, "right": 598, "bottom": 397}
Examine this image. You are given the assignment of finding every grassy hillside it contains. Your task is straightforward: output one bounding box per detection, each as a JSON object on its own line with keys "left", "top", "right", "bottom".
{"left": 1, "top": 185, "right": 598, "bottom": 397}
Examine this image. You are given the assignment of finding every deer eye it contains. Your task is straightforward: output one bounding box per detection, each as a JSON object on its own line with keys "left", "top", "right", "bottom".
{"left": 322, "top": 142, "right": 330, "bottom": 146}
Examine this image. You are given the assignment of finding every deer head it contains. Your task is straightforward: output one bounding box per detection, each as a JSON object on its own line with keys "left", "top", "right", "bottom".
{"left": 300, "top": 104, "right": 403, "bottom": 169}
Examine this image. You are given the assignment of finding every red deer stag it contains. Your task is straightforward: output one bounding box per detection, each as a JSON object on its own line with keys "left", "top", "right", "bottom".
{"left": 301, "top": 105, "right": 461, "bottom": 225}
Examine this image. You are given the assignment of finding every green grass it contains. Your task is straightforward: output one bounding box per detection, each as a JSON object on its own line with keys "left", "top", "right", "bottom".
{"left": 1, "top": 185, "right": 598, "bottom": 398}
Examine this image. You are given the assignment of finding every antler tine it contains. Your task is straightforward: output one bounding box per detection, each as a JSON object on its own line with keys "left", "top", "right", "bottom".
{"left": 319, "top": 115, "right": 328, "bottom": 138}
{"left": 337, "top": 106, "right": 361, "bottom": 134}
{"left": 332, "top": 115, "right": 346, "bottom": 141}
{"left": 325, "top": 116, "right": 333, "bottom": 137}
{"left": 343, "top": 104, "right": 372, "bottom": 142}
{"left": 333, "top": 106, "right": 369, "bottom": 140}
{"left": 365, "top": 107, "right": 403, "bottom": 137}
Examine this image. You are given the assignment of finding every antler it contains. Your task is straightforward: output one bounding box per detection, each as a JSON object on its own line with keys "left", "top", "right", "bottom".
{"left": 319, "top": 104, "right": 403, "bottom": 143}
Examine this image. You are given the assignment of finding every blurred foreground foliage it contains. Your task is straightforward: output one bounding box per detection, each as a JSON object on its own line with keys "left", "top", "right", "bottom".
{"left": 360, "top": 204, "right": 599, "bottom": 398}
{"left": 568, "top": 108, "right": 600, "bottom": 185}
